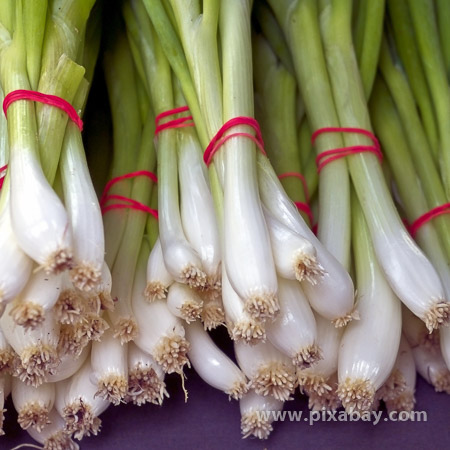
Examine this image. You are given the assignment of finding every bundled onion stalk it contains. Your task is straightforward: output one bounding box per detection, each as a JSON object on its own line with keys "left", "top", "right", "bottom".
{"left": 103, "top": 28, "right": 157, "bottom": 343}
{"left": 268, "top": 0, "right": 448, "bottom": 332}
{"left": 144, "top": 0, "right": 281, "bottom": 320}
{"left": 337, "top": 195, "right": 401, "bottom": 413}
{"left": 5, "top": 0, "right": 450, "bottom": 446}
{"left": 0, "top": 0, "right": 103, "bottom": 277}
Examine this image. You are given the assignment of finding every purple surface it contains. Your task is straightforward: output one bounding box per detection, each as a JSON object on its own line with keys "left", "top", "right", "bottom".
{"left": 2, "top": 364, "right": 449, "bottom": 449}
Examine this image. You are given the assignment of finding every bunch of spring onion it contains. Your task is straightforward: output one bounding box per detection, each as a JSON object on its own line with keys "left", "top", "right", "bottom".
{"left": 0, "top": 0, "right": 117, "bottom": 443}
{"left": 3, "top": 0, "right": 450, "bottom": 445}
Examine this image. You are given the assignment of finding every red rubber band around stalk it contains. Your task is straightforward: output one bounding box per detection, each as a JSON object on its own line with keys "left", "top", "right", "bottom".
{"left": 100, "top": 170, "right": 158, "bottom": 218}
{"left": 154, "top": 106, "right": 194, "bottom": 135}
{"left": 3, "top": 90, "right": 83, "bottom": 131}
{"left": 311, "top": 127, "right": 382, "bottom": 172}
{"left": 409, "top": 203, "right": 450, "bottom": 238}
{"left": 203, "top": 117, "right": 266, "bottom": 166}
{"left": 0, "top": 164, "right": 7, "bottom": 190}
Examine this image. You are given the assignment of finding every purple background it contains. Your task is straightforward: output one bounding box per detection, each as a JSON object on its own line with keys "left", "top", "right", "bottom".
{"left": 2, "top": 324, "right": 450, "bottom": 449}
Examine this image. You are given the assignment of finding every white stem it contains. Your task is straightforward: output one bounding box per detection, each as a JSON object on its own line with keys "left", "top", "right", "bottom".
{"left": 239, "top": 389, "right": 284, "bottom": 440}
{"left": 12, "top": 378, "right": 55, "bottom": 431}
{"left": 46, "top": 344, "right": 90, "bottom": 383}
{"left": 413, "top": 343, "right": 450, "bottom": 393}
{"left": 92, "top": 261, "right": 114, "bottom": 311}
{"left": 145, "top": 238, "right": 174, "bottom": 301}
{"left": 178, "top": 130, "right": 221, "bottom": 288}
{"left": 9, "top": 268, "right": 62, "bottom": 330}
{"left": 61, "top": 123, "right": 104, "bottom": 293}
{"left": 264, "top": 208, "right": 323, "bottom": 284}
{"left": 234, "top": 339, "right": 295, "bottom": 401}
{"left": 91, "top": 326, "right": 128, "bottom": 405}
{"left": 157, "top": 125, "right": 207, "bottom": 289}
{"left": 266, "top": 277, "right": 320, "bottom": 368}
{"left": 107, "top": 255, "right": 139, "bottom": 344}
{"left": 9, "top": 140, "right": 73, "bottom": 273}
{"left": 55, "top": 359, "right": 109, "bottom": 440}
{"left": 220, "top": 0, "right": 279, "bottom": 322}
{"left": 338, "top": 267, "right": 402, "bottom": 412}
{"left": 0, "top": 303, "right": 60, "bottom": 386}
{"left": 126, "top": 342, "right": 168, "bottom": 406}
{"left": 257, "top": 158, "right": 355, "bottom": 322}
{"left": 166, "top": 282, "right": 203, "bottom": 323}
{"left": 185, "top": 321, "right": 248, "bottom": 399}
{"left": 26, "top": 408, "right": 79, "bottom": 449}
{"left": 0, "top": 186, "right": 33, "bottom": 306}
{"left": 298, "top": 312, "right": 343, "bottom": 393}
{"left": 222, "top": 267, "right": 266, "bottom": 344}
{"left": 132, "top": 254, "right": 189, "bottom": 374}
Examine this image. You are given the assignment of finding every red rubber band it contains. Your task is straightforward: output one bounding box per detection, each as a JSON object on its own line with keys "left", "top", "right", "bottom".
{"left": 278, "top": 172, "right": 310, "bottom": 202}
{"left": 278, "top": 172, "right": 314, "bottom": 226}
{"left": 154, "top": 106, "right": 194, "bottom": 136}
{"left": 409, "top": 203, "right": 450, "bottom": 237}
{"left": 203, "top": 117, "right": 266, "bottom": 166}
{"left": 100, "top": 170, "right": 158, "bottom": 219}
{"left": 0, "top": 164, "right": 7, "bottom": 190}
{"left": 100, "top": 170, "right": 158, "bottom": 205}
{"left": 311, "top": 127, "right": 382, "bottom": 172}
{"left": 101, "top": 195, "right": 159, "bottom": 219}
{"left": 3, "top": 90, "right": 83, "bottom": 131}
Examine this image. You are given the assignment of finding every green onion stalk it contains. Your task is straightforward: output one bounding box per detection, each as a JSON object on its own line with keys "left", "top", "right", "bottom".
{"left": 319, "top": 0, "right": 448, "bottom": 332}
{"left": 378, "top": 37, "right": 450, "bottom": 259}
{"left": 266, "top": 0, "right": 355, "bottom": 325}
{"left": 102, "top": 24, "right": 157, "bottom": 344}
{"left": 337, "top": 191, "right": 401, "bottom": 414}
{"left": 253, "top": 33, "right": 313, "bottom": 228}
{"left": 127, "top": 1, "right": 209, "bottom": 293}
{"left": 435, "top": 0, "right": 450, "bottom": 80}
{"left": 370, "top": 78, "right": 450, "bottom": 306}
{"left": 0, "top": 0, "right": 98, "bottom": 306}
{"left": 139, "top": 0, "right": 280, "bottom": 322}
{"left": 0, "top": 1, "right": 79, "bottom": 275}
{"left": 253, "top": 0, "right": 295, "bottom": 76}
{"left": 102, "top": 32, "right": 142, "bottom": 268}
{"left": 407, "top": 0, "right": 450, "bottom": 199}
{"left": 352, "top": 0, "right": 385, "bottom": 98}
{"left": 386, "top": 0, "right": 439, "bottom": 161}
{"left": 0, "top": 83, "right": 33, "bottom": 309}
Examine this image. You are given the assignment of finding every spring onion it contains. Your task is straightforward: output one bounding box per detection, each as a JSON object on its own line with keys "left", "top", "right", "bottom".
{"left": 235, "top": 339, "right": 295, "bottom": 401}
{"left": 185, "top": 321, "right": 248, "bottom": 400}
{"left": 12, "top": 378, "right": 55, "bottom": 431}
{"left": 125, "top": 342, "right": 168, "bottom": 406}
